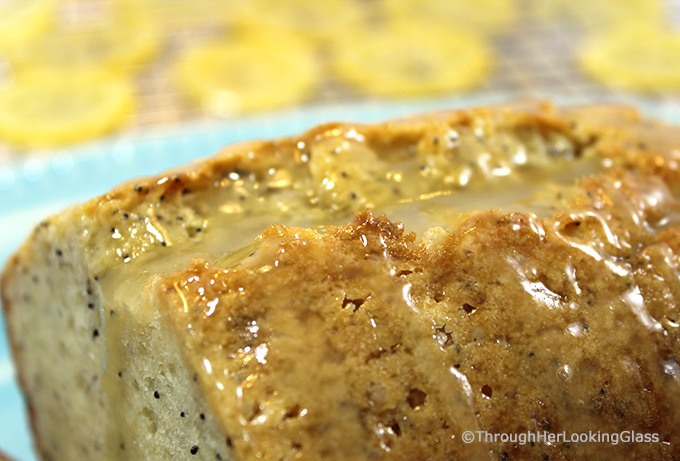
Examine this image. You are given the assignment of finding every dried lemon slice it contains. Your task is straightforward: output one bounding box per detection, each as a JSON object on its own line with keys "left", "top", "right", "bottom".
{"left": 534, "top": 0, "right": 661, "bottom": 29}
{"left": 332, "top": 22, "right": 492, "bottom": 97}
{"left": 174, "top": 31, "right": 319, "bottom": 115}
{"left": 577, "top": 23, "right": 680, "bottom": 91}
{"left": 0, "top": 0, "right": 55, "bottom": 51}
{"left": 9, "top": 0, "right": 160, "bottom": 81}
{"left": 382, "top": 0, "right": 516, "bottom": 34}
{"left": 143, "top": 0, "right": 232, "bottom": 28}
{"left": 0, "top": 77, "right": 134, "bottom": 147}
{"left": 230, "top": 0, "right": 366, "bottom": 43}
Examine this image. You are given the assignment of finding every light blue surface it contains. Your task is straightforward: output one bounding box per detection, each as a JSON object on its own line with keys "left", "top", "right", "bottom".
{"left": 0, "top": 94, "right": 678, "bottom": 460}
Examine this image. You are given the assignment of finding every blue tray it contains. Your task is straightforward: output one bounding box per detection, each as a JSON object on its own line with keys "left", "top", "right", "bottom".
{"left": 1, "top": 94, "right": 678, "bottom": 460}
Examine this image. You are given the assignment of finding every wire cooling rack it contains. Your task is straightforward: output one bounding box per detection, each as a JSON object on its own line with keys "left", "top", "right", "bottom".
{"left": 136, "top": 0, "right": 680, "bottom": 118}
{"left": 1, "top": 0, "right": 680, "bottom": 162}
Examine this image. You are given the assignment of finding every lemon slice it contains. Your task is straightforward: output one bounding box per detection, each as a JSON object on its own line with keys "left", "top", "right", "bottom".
{"left": 534, "top": 0, "right": 661, "bottom": 29}
{"left": 144, "top": 0, "right": 243, "bottom": 29}
{"left": 230, "top": 0, "right": 366, "bottom": 43}
{"left": 382, "top": 0, "right": 516, "bottom": 34}
{"left": 142, "top": 0, "right": 229, "bottom": 28}
{"left": 9, "top": 0, "right": 160, "bottom": 81}
{"left": 0, "top": 77, "right": 135, "bottom": 147}
{"left": 0, "top": 0, "right": 55, "bottom": 51}
{"left": 174, "top": 31, "right": 320, "bottom": 115}
{"left": 331, "top": 22, "right": 492, "bottom": 97}
{"left": 578, "top": 23, "right": 680, "bottom": 91}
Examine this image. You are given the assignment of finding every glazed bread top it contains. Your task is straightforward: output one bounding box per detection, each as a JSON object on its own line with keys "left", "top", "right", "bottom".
{"left": 14, "top": 100, "right": 655, "bottom": 280}
{"left": 4, "top": 101, "right": 680, "bottom": 459}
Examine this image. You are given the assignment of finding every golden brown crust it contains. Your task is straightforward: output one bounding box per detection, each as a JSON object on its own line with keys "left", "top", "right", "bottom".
{"left": 66, "top": 100, "right": 678, "bottom": 237}
{"left": 159, "top": 165, "right": 680, "bottom": 459}
{"left": 80, "top": 101, "right": 576, "bottom": 219}
{"left": 11, "top": 99, "right": 675, "bottom": 281}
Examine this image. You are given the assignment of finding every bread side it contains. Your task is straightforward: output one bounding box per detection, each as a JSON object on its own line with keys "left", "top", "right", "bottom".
{"left": 1, "top": 210, "right": 231, "bottom": 459}
{"left": 1, "top": 217, "right": 106, "bottom": 460}
{"left": 100, "top": 279, "right": 231, "bottom": 459}
{"left": 3, "top": 101, "right": 680, "bottom": 459}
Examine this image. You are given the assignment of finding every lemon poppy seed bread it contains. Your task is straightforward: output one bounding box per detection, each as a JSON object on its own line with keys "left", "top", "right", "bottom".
{"left": 3, "top": 101, "right": 680, "bottom": 460}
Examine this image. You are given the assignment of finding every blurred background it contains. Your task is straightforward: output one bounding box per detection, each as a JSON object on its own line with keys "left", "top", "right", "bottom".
{"left": 1, "top": 0, "right": 680, "bottom": 159}
{"left": 1, "top": 0, "right": 680, "bottom": 458}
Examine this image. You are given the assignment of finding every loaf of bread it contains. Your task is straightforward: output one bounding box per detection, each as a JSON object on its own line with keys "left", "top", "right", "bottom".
{"left": 3, "top": 101, "right": 680, "bottom": 460}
